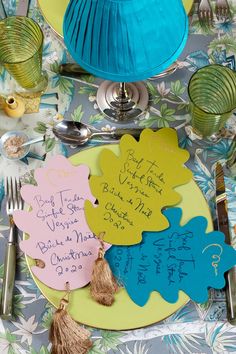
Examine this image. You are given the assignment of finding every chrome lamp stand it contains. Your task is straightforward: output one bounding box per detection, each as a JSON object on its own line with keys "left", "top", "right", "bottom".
{"left": 96, "top": 81, "right": 149, "bottom": 123}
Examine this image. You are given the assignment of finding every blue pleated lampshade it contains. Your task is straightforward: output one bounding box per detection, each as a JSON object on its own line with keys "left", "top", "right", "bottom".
{"left": 63, "top": 0, "right": 188, "bottom": 82}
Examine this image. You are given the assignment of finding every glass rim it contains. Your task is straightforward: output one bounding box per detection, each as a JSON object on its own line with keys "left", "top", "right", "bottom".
{"left": 0, "top": 16, "right": 44, "bottom": 65}
{"left": 188, "top": 64, "right": 236, "bottom": 116}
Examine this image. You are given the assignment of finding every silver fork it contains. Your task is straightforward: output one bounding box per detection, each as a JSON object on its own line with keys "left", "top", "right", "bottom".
{"left": 0, "top": 177, "right": 23, "bottom": 320}
{"left": 198, "top": 0, "right": 213, "bottom": 26}
{"left": 215, "top": 0, "right": 230, "bottom": 21}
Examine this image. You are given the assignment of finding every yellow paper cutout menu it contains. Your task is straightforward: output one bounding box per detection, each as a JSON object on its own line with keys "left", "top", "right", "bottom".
{"left": 85, "top": 128, "right": 193, "bottom": 245}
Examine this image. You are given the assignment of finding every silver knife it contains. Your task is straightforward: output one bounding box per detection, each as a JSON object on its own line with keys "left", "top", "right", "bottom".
{"left": 216, "top": 162, "right": 236, "bottom": 325}
{"left": 16, "top": 0, "right": 30, "bottom": 16}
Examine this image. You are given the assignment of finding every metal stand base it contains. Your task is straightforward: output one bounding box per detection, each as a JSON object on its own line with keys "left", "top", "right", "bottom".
{"left": 96, "top": 81, "right": 149, "bottom": 123}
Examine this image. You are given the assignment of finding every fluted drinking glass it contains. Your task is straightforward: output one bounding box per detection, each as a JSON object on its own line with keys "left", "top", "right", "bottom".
{"left": 188, "top": 64, "right": 236, "bottom": 138}
{"left": 0, "top": 16, "right": 48, "bottom": 92}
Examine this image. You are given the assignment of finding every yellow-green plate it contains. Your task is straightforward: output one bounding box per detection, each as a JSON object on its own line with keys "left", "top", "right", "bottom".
{"left": 25, "top": 145, "right": 212, "bottom": 330}
{"left": 38, "top": 0, "right": 194, "bottom": 38}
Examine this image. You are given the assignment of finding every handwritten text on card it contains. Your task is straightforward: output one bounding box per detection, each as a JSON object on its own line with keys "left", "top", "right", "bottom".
{"left": 85, "top": 128, "right": 192, "bottom": 245}
{"left": 106, "top": 208, "right": 236, "bottom": 306}
{"left": 13, "top": 155, "right": 110, "bottom": 290}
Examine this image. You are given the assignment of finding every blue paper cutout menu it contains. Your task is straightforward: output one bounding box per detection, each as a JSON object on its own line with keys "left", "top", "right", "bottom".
{"left": 106, "top": 208, "right": 236, "bottom": 306}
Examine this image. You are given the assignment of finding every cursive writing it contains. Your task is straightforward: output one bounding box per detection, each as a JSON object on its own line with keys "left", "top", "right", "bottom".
{"left": 50, "top": 249, "right": 93, "bottom": 266}
{"left": 202, "top": 244, "right": 223, "bottom": 276}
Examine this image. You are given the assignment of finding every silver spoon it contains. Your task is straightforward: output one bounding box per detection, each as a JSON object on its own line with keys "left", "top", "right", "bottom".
{"left": 21, "top": 121, "right": 156, "bottom": 147}
{"left": 52, "top": 121, "right": 154, "bottom": 144}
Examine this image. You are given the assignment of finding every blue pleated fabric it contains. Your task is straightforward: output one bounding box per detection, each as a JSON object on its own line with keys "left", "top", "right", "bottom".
{"left": 63, "top": 0, "right": 188, "bottom": 82}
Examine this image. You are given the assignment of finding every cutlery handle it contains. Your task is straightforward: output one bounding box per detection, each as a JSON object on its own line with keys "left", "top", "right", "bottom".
{"left": 59, "top": 63, "right": 89, "bottom": 77}
{"left": 91, "top": 128, "right": 159, "bottom": 139}
{"left": 21, "top": 136, "right": 44, "bottom": 148}
{"left": 0, "top": 241, "right": 16, "bottom": 320}
{"left": 114, "top": 128, "right": 158, "bottom": 138}
{"left": 225, "top": 267, "right": 236, "bottom": 325}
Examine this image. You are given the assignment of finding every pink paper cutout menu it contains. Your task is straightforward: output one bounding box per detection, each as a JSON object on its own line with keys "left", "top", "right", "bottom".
{"left": 14, "top": 155, "right": 110, "bottom": 290}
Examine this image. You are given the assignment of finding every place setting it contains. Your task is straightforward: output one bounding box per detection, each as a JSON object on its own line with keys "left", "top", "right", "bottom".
{"left": 0, "top": 0, "right": 236, "bottom": 354}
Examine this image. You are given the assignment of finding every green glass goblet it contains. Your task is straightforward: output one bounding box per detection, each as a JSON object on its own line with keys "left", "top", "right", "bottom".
{"left": 0, "top": 16, "right": 48, "bottom": 92}
{"left": 188, "top": 64, "right": 236, "bottom": 140}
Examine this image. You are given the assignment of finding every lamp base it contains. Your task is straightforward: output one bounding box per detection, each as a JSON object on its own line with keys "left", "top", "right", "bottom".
{"left": 96, "top": 81, "right": 149, "bottom": 123}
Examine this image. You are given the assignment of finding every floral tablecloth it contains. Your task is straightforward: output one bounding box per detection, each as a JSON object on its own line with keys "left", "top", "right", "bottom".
{"left": 0, "top": 0, "right": 236, "bottom": 353}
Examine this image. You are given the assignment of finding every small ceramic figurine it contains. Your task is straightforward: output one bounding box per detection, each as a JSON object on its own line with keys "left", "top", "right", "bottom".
{"left": 3, "top": 95, "right": 25, "bottom": 119}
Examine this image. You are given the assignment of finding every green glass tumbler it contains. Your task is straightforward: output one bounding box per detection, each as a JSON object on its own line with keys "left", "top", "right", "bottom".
{"left": 188, "top": 64, "right": 236, "bottom": 138}
{"left": 0, "top": 16, "right": 48, "bottom": 92}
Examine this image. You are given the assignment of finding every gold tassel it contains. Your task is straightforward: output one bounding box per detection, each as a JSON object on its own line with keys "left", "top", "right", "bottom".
{"left": 49, "top": 283, "right": 92, "bottom": 354}
{"left": 90, "top": 233, "right": 118, "bottom": 306}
